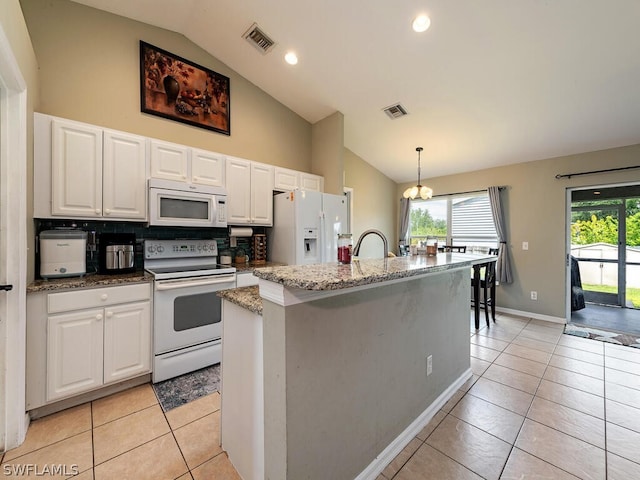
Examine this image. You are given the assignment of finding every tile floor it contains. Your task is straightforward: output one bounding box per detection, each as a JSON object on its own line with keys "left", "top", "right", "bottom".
{"left": 0, "top": 386, "right": 238, "bottom": 479}
{"left": 2, "top": 312, "right": 640, "bottom": 479}
{"left": 378, "top": 312, "right": 640, "bottom": 480}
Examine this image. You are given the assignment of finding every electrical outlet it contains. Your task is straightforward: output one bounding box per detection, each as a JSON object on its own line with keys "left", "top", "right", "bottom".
{"left": 531, "top": 291, "right": 538, "bottom": 300}
{"left": 427, "top": 355, "right": 433, "bottom": 376}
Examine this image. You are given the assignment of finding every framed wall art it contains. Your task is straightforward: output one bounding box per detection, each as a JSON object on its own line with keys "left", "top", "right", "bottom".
{"left": 140, "top": 41, "right": 230, "bottom": 135}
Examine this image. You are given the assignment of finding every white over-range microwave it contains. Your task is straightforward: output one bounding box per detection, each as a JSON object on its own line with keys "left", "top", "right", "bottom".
{"left": 148, "top": 178, "right": 227, "bottom": 228}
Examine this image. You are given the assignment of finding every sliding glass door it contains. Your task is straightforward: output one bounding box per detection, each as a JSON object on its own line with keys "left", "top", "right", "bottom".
{"left": 571, "top": 204, "right": 624, "bottom": 306}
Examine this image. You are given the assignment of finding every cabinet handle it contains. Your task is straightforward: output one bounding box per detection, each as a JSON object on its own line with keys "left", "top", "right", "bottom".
{"left": 104, "top": 209, "right": 111, "bottom": 215}
{"left": 100, "top": 294, "right": 108, "bottom": 301}
{"left": 96, "top": 314, "right": 103, "bottom": 321}
{"left": 95, "top": 209, "right": 101, "bottom": 214}
{"left": 106, "top": 311, "right": 113, "bottom": 318}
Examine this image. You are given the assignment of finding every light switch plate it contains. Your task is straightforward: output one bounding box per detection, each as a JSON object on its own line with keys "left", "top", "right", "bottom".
{"left": 522, "top": 241, "right": 529, "bottom": 250}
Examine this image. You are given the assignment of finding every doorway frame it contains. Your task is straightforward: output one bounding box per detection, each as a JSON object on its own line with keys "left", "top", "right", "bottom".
{"left": 0, "top": 22, "right": 28, "bottom": 450}
{"left": 565, "top": 181, "right": 640, "bottom": 323}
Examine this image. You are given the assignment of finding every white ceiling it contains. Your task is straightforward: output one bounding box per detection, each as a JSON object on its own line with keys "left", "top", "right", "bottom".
{"left": 71, "top": 0, "right": 640, "bottom": 183}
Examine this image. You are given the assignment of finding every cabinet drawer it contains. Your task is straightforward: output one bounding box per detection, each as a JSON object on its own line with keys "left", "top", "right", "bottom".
{"left": 48, "top": 283, "right": 151, "bottom": 314}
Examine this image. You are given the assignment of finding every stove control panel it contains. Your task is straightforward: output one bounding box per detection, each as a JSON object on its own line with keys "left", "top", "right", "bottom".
{"left": 144, "top": 239, "right": 219, "bottom": 259}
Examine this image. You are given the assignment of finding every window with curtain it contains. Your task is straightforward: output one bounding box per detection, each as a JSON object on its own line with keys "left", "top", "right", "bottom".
{"left": 409, "top": 192, "right": 498, "bottom": 251}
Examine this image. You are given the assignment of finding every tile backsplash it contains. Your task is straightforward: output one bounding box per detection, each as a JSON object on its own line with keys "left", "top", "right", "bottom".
{"left": 34, "top": 219, "right": 261, "bottom": 278}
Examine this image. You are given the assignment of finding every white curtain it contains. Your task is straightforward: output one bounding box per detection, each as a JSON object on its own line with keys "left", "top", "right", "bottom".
{"left": 488, "top": 186, "right": 513, "bottom": 284}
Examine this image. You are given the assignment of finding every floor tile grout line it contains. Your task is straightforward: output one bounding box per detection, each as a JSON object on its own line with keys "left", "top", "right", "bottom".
{"left": 92, "top": 402, "right": 160, "bottom": 430}
{"left": 2, "top": 426, "right": 94, "bottom": 464}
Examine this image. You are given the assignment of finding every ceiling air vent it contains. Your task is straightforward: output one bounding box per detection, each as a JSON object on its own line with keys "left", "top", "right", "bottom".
{"left": 383, "top": 103, "right": 408, "bottom": 119}
{"left": 243, "top": 23, "right": 276, "bottom": 54}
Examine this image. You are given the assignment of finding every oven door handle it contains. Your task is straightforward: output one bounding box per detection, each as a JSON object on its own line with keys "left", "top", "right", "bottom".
{"left": 155, "top": 274, "right": 236, "bottom": 291}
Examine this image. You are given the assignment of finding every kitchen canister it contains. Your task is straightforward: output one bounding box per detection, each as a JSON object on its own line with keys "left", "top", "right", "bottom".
{"left": 337, "top": 233, "right": 353, "bottom": 264}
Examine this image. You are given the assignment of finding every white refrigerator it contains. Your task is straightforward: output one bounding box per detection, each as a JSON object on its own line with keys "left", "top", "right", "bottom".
{"left": 269, "top": 190, "right": 349, "bottom": 265}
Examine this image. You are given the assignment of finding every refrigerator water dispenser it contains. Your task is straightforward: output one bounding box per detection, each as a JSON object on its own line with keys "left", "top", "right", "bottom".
{"left": 303, "top": 228, "right": 318, "bottom": 261}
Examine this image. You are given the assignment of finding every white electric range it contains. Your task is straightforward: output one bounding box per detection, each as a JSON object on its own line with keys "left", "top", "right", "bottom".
{"left": 144, "top": 239, "right": 236, "bottom": 383}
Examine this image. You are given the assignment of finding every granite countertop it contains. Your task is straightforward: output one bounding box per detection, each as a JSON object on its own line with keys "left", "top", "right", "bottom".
{"left": 27, "top": 270, "right": 153, "bottom": 293}
{"left": 231, "top": 261, "right": 286, "bottom": 273}
{"left": 253, "top": 253, "right": 493, "bottom": 291}
{"left": 218, "top": 286, "right": 262, "bottom": 315}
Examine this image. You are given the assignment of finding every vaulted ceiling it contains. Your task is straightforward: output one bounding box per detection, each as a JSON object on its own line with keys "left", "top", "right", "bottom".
{"left": 71, "top": 0, "right": 640, "bottom": 183}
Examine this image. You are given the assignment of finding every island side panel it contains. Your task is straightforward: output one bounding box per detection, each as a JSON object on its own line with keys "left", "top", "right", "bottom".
{"left": 262, "top": 268, "right": 470, "bottom": 480}
{"left": 262, "top": 300, "right": 288, "bottom": 480}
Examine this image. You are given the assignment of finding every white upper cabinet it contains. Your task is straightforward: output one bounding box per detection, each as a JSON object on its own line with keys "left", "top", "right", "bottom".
{"left": 51, "top": 119, "right": 103, "bottom": 218}
{"left": 149, "top": 140, "right": 189, "bottom": 182}
{"left": 150, "top": 140, "right": 225, "bottom": 187}
{"left": 250, "top": 162, "right": 275, "bottom": 225}
{"left": 274, "top": 166, "right": 324, "bottom": 192}
{"left": 35, "top": 114, "right": 148, "bottom": 220}
{"left": 274, "top": 167, "right": 299, "bottom": 191}
{"left": 191, "top": 148, "right": 225, "bottom": 187}
{"left": 226, "top": 156, "right": 274, "bottom": 226}
{"left": 300, "top": 172, "right": 324, "bottom": 192}
{"left": 102, "top": 130, "right": 147, "bottom": 219}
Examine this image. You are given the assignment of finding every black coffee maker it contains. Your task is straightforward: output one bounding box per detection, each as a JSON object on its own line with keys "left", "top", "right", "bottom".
{"left": 99, "top": 233, "right": 136, "bottom": 274}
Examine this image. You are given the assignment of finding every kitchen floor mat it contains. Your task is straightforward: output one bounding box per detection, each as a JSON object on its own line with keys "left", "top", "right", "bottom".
{"left": 152, "top": 363, "right": 221, "bottom": 412}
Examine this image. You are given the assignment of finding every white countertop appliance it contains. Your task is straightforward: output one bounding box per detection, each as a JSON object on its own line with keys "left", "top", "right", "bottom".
{"left": 39, "top": 230, "right": 87, "bottom": 279}
{"left": 144, "top": 239, "right": 236, "bottom": 383}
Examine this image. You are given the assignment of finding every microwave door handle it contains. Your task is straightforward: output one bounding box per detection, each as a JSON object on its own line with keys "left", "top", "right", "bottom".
{"left": 155, "top": 275, "right": 236, "bottom": 291}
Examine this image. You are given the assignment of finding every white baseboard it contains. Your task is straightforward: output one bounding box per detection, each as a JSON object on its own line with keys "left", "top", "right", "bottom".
{"left": 355, "top": 369, "right": 473, "bottom": 480}
{"left": 496, "top": 307, "right": 566, "bottom": 324}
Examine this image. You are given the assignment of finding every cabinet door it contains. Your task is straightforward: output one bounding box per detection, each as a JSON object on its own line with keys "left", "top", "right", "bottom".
{"left": 191, "top": 148, "right": 225, "bottom": 187}
{"left": 150, "top": 140, "right": 189, "bottom": 182}
{"left": 226, "top": 156, "right": 252, "bottom": 224}
{"left": 103, "top": 130, "right": 148, "bottom": 219}
{"left": 103, "top": 301, "right": 151, "bottom": 384}
{"left": 51, "top": 119, "right": 103, "bottom": 217}
{"left": 251, "top": 162, "right": 274, "bottom": 225}
{"left": 300, "top": 173, "right": 324, "bottom": 192}
{"left": 273, "top": 167, "right": 299, "bottom": 192}
{"left": 47, "top": 309, "right": 103, "bottom": 402}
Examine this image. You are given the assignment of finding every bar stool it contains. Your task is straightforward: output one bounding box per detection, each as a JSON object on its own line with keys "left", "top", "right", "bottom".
{"left": 471, "top": 248, "right": 498, "bottom": 327}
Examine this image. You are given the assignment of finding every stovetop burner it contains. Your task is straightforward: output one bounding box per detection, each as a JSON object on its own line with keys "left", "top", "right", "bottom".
{"left": 144, "top": 239, "right": 236, "bottom": 280}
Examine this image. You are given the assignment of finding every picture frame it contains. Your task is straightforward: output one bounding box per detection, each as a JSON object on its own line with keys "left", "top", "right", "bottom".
{"left": 140, "top": 41, "right": 230, "bottom": 135}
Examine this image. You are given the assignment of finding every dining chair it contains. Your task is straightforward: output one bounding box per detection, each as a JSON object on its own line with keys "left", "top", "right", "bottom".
{"left": 471, "top": 248, "right": 498, "bottom": 327}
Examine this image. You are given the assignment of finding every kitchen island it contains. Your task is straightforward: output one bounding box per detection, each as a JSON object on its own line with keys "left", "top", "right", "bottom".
{"left": 220, "top": 253, "right": 495, "bottom": 480}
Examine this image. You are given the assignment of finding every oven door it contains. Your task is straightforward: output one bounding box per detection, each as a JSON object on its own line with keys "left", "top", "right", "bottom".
{"left": 153, "top": 273, "right": 236, "bottom": 354}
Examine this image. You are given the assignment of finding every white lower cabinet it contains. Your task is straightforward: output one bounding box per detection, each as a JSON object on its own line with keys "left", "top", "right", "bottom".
{"left": 27, "top": 283, "right": 152, "bottom": 408}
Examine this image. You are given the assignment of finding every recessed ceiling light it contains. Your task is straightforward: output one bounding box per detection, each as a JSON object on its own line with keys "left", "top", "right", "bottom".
{"left": 412, "top": 14, "right": 431, "bottom": 33}
{"left": 284, "top": 51, "right": 298, "bottom": 65}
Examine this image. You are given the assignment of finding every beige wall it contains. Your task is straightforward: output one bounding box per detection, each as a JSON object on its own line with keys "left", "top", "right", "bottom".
{"left": 311, "top": 111, "right": 344, "bottom": 195}
{"left": 398, "top": 144, "right": 640, "bottom": 319}
{"left": 344, "top": 148, "right": 397, "bottom": 258}
{"left": 20, "top": 0, "right": 311, "bottom": 171}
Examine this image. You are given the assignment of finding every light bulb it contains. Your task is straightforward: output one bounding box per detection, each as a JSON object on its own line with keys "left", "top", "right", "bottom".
{"left": 412, "top": 15, "right": 431, "bottom": 33}
{"left": 284, "top": 52, "right": 298, "bottom": 65}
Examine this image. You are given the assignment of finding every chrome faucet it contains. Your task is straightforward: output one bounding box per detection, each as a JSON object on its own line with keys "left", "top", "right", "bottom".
{"left": 353, "top": 229, "right": 389, "bottom": 258}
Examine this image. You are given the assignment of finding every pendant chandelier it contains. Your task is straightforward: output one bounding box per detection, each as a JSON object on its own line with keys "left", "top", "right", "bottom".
{"left": 403, "top": 147, "right": 433, "bottom": 200}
